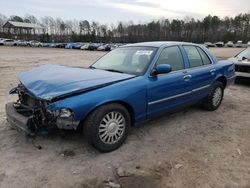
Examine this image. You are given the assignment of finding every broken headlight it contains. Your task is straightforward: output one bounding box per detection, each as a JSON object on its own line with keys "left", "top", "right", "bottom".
{"left": 58, "top": 108, "right": 73, "bottom": 118}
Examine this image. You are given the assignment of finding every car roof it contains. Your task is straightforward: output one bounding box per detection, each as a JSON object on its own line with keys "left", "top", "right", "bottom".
{"left": 123, "top": 41, "right": 199, "bottom": 48}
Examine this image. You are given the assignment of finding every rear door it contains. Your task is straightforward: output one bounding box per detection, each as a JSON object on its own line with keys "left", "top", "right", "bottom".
{"left": 182, "top": 45, "right": 216, "bottom": 99}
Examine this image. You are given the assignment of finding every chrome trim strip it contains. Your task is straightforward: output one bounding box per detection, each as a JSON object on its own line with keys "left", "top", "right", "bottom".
{"left": 148, "top": 84, "right": 210, "bottom": 106}
{"left": 192, "top": 84, "right": 210, "bottom": 92}
{"left": 148, "top": 91, "right": 192, "bottom": 105}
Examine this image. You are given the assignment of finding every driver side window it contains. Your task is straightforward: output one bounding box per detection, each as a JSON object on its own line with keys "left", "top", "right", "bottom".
{"left": 157, "top": 46, "right": 184, "bottom": 71}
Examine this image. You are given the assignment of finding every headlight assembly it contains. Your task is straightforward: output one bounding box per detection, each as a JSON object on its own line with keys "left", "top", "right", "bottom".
{"left": 58, "top": 108, "right": 73, "bottom": 118}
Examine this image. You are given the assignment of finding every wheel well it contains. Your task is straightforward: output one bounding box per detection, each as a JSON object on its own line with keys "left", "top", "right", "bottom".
{"left": 78, "top": 101, "right": 135, "bottom": 130}
{"left": 216, "top": 76, "right": 227, "bottom": 88}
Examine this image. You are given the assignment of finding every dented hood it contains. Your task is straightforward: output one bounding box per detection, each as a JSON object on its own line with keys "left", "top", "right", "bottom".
{"left": 18, "top": 64, "right": 135, "bottom": 100}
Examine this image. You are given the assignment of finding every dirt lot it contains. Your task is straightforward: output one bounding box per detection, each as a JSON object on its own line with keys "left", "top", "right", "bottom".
{"left": 0, "top": 46, "right": 249, "bottom": 188}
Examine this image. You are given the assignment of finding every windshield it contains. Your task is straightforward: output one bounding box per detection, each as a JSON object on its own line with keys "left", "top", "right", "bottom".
{"left": 91, "top": 46, "right": 157, "bottom": 75}
{"left": 236, "top": 48, "right": 250, "bottom": 59}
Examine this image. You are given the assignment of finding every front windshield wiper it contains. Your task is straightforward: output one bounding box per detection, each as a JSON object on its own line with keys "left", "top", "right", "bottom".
{"left": 103, "top": 69, "right": 125, "bottom": 73}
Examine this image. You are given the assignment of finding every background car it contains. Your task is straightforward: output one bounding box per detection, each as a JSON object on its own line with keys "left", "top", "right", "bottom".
{"left": 204, "top": 42, "right": 216, "bottom": 48}
{"left": 80, "top": 43, "right": 89, "bottom": 50}
{"left": 226, "top": 41, "right": 234, "bottom": 47}
{"left": 1, "top": 39, "right": 16, "bottom": 46}
{"left": 16, "top": 40, "right": 29, "bottom": 46}
{"left": 97, "top": 44, "right": 114, "bottom": 51}
{"left": 72, "top": 43, "right": 85, "bottom": 49}
{"left": 229, "top": 48, "right": 250, "bottom": 78}
{"left": 0, "top": 38, "right": 6, "bottom": 45}
{"left": 28, "top": 40, "right": 43, "bottom": 47}
{"left": 55, "top": 43, "right": 66, "bottom": 48}
{"left": 215, "top": 41, "right": 224, "bottom": 47}
{"left": 235, "top": 40, "right": 243, "bottom": 47}
{"left": 65, "top": 43, "right": 75, "bottom": 49}
{"left": 80, "top": 43, "right": 101, "bottom": 50}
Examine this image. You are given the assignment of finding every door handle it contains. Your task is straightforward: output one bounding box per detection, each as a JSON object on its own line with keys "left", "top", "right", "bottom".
{"left": 210, "top": 69, "right": 216, "bottom": 75}
{"left": 183, "top": 74, "right": 192, "bottom": 81}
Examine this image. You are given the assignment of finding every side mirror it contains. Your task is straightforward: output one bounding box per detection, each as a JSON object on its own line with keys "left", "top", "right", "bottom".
{"left": 151, "top": 64, "right": 172, "bottom": 76}
{"left": 242, "top": 56, "right": 248, "bottom": 61}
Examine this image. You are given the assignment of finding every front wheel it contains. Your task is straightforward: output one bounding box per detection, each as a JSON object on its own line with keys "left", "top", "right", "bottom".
{"left": 83, "top": 103, "right": 131, "bottom": 152}
{"left": 203, "top": 81, "right": 224, "bottom": 111}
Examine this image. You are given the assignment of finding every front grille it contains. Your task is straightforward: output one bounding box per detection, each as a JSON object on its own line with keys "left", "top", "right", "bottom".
{"left": 235, "top": 64, "right": 250, "bottom": 73}
{"left": 18, "top": 85, "right": 40, "bottom": 108}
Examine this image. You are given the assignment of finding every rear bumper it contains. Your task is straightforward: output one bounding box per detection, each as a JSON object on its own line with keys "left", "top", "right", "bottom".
{"left": 5, "top": 102, "right": 34, "bottom": 135}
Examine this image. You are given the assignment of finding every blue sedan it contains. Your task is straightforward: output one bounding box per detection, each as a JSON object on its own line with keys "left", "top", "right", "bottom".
{"left": 6, "top": 42, "right": 235, "bottom": 152}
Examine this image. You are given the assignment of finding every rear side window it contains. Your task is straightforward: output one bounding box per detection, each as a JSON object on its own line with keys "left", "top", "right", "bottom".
{"left": 197, "top": 47, "right": 211, "bottom": 65}
{"left": 183, "top": 46, "right": 203, "bottom": 68}
{"left": 157, "top": 46, "right": 184, "bottom": 71}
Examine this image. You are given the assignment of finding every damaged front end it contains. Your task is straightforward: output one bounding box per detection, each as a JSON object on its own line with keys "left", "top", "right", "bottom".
{"left": 6, "top": 84, "right": 79, "bottom": 136}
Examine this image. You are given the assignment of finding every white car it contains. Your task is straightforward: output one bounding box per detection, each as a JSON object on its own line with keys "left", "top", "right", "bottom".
{"left": 27, "top": 40, "right": 43, "bottom": 47}
{"left": 229, "top": 48, "right": 250, "bottom": 78}
{"left": 16, "top": 40, "right": 28, "bottom": 46}
{"left": 215, "top": 41, "right": 224, "bottom": 47}
{"left": 1, "top": 39, "right": 16, "bottom": 46}
{"left": 235, "top": 40, "right": 243, "bottom": 47}
{"left": 226, "top": 41, "right": 234, "bottom": 47}
{"left": 204, "top": 42, "right": 216, "bottom": 48}
{"left": 80, "top": 43, "right": 90, "bottom": 50}
{"left": 247, "top": 41, "right": 250, "bottom": 47}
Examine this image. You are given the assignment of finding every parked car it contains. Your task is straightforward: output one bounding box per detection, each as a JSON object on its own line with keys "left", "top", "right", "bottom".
{"left": 226, "top": 41, "right": 234, "bottom": 47}
{"left": 80, "top": 43, "right": 90, "bottom": 50}
{"left": 247, "top": 41, "right": 250, "bottom": 47}
{"left": 65, "top": 43, "right": 74, "bottom": 49}
{"left": 97, "top": 44, "right": 113, "bottom": 51}
{"left": 229, "top": 48, "right": 250, "bottom": 78}
{"left": 204, "top": 42, "right": 216, "bottom": 48}
{"left": 47, "top": 43, "right": 57, "bottom": 48}
{"left": 0, "top": 38, "right": 6, "bottom": 42}
{"left": 6, "top": 41, "right": 235, "bottom": 152}
{"left": 42, "top": 43, "right": 51, "bottom": 47}
{"left": 55, "top": 43, "right": 66, "bottom": 48}
{"left": 1, "top": 39, "right": 16, "bottom": 46}
{"left": 80, "top": 43, "right": 101, "bottom": 50}
{"left": 0, "top": 38, "right": 6, "bottom": 45}
{"left": 235, "top": 40, "right": 243, "bottom": 47}
{"left": 72, "top": 43, "right": 85, "bottom": 49}
{"left": 16, "top": 40, "right": 29, "bottom": 46}
{"left": 215, "top": 41, "right": 224, "bottom": 47}
{"left": 28, "top": 40, "right": 43, "bottom": 47}
{"left": 97, "top": 44, "right": 108, "bottom": 51}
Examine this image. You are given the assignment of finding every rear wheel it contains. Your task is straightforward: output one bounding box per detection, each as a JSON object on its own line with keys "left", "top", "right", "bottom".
{"left": 83, "top": 103, "right": 131, "bottom": 152}
{"left": 203, "top": 81, "right": 224, "bottom": 111}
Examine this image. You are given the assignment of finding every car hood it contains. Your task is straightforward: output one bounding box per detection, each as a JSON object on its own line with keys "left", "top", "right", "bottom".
{"left": 229, "top": 57, "right": 250, "bottom": 65}
{"left": 18, "top": 64, "right": 135, "bottom": 100}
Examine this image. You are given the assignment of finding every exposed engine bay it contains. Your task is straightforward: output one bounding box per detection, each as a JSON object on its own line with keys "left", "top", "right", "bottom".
{"left": 7, "top": 84, "right": 79, "bottom": 135}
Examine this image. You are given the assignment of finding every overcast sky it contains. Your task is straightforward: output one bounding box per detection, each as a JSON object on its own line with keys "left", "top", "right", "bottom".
{"left": 0, "top": 0, "right": 249, "bottom": 23}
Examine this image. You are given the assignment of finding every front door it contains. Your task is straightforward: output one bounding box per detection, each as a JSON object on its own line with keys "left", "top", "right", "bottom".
{"left": 147, "top": 46, "right": 192, "bottom": 118}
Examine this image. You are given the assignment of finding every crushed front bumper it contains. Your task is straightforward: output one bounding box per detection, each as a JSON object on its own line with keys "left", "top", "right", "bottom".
{"left": 5, "top": 102, "right": 34, "bottom": 135}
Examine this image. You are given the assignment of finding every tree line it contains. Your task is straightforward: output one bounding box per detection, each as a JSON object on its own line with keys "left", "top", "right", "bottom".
{"left": 0, "top": 13, "right": 249, "bottom": 43}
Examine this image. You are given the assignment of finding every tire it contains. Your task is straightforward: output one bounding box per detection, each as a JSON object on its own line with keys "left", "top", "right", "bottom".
{"left": 203, "top": 81, "right": 224, "bottom": 111}
{"left": 83, "top": 103, "right": 131, "bottom": 152}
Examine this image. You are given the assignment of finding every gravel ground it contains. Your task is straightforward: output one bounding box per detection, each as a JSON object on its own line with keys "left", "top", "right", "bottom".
{"left": 0, "top": 46, "right": 249, "bottom": 188}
